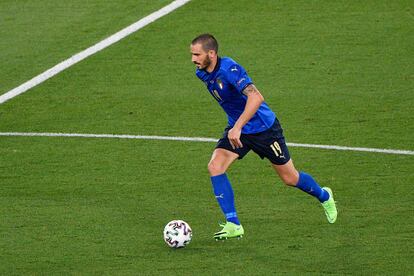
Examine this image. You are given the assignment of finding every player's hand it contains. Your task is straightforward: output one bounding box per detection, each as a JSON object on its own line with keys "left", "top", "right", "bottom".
{"left": 228, "top": 127, "right": 243, "bottom": 149}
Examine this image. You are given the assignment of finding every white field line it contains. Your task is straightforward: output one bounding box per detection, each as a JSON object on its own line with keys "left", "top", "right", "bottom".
{"left": 0, "top": 132, "right": 413, "bottom": 156}
{"left": 0, "top": 0, "right": 191, "bottom": 104}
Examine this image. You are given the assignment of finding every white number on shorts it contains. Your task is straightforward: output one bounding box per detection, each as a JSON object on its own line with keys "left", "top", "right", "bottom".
{"left": 270, "top": 141, "right": 282, "bottom": 157}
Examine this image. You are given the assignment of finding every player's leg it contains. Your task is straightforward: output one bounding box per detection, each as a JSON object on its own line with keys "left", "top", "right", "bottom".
{"left": 270, "top": 159, "right": 299, "bottom": 186}
{"left": 246, "top": 118, "right": 337, "bottom": 223}
{"left": 271, "top": 160, "right": 337, "bottom": 223}
{"left": 272, "top": 159, "right": 327, "bottom": 199}
{"left": 208, "top": 148, "right": 239, "bottom": 176}
{"left": 208, "top": 148, "right": 245, "bottom": 239}
{"left": 208, "top": 148, "right": 241, "bottom": 226}
{"left": 208, "top": 140, "right": 249, "bottom": 240}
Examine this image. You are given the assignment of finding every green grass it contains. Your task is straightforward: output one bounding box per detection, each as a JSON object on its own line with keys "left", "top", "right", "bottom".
{"left": 0, "top": 137, "right": 412, "bottom": 274}
{"left": 0, "top": 0, "right": 413, "bottom": 274}
{"left": 0, "top": 0, "right": 171, "bottom": 93}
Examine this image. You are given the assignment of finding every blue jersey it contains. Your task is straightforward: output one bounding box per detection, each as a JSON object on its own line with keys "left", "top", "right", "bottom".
{"left": 196, "top": 57, "right": 276, "bottom": 134}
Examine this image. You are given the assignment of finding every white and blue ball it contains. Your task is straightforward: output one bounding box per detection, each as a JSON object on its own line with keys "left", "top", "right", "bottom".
{"left": 163, "top": 220, "right": 192, "bottom": 248}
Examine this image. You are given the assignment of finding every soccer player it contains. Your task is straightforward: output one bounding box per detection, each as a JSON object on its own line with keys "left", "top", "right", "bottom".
{"left": 190, "top": 34, "right": 337, "bottom": 240}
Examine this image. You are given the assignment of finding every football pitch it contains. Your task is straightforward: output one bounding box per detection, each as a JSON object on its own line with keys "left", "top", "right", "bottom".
{"left": 0, "top": 0, "right": 413, "bottom": 274}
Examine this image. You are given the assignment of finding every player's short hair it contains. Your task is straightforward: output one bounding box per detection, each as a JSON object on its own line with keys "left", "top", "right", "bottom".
{"left": 191, "top": 33, "right": 218, "bottom": 53}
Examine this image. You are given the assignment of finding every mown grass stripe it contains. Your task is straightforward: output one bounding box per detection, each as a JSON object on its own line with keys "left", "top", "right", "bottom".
{"left": 0, "top": 0, "right": 191, "bottom": 104}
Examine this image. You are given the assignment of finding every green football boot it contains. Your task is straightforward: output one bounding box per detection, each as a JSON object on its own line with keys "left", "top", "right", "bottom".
{"left": 214, "top": 221, "right": 244, "bottom": 240}
{"left": 321, "top": 187, "right": 337, "bottom": 223}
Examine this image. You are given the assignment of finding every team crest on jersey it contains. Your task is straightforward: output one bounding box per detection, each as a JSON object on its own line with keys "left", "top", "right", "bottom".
{"left": 216, "top": 78, "right": 224, "bottom": 90}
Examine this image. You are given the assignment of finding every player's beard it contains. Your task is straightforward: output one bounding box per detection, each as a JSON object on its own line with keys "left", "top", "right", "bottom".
{"left": 196, "top": 56, "right": 211, "bottom": 70}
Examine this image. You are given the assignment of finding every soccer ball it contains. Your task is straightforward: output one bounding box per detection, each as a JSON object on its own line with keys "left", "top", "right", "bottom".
{"left": 163, "top": 220, "right": 192, "bottom": 248}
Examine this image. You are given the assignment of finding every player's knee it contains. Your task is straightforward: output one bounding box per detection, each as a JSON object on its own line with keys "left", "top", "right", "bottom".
{"left": 207, "top": 160, "right": 226, "bottom": 176}
{"left": 280, "top": 174, "right": 299, "bottom": 186}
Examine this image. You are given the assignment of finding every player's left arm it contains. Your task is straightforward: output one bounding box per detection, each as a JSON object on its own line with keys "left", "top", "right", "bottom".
{"left": 227, "top": 84, "right": 264, "bottom": 149}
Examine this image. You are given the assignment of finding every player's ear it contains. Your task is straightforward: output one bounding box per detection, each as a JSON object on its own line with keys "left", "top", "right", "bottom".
{"left": 208, "top": 49, "right": 217, "bottom": 58}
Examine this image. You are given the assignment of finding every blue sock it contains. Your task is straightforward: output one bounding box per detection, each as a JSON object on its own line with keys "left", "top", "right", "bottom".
{"left": 210, "top": 173, "right": 240, "bottom": 225}
{"left": 295, "top": 172, "right": 329, "bottom": 203}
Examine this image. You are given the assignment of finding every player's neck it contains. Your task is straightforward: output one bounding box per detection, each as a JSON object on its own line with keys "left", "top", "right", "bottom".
{"left": 206, "top": 56, "right": 218, "bottom": 73}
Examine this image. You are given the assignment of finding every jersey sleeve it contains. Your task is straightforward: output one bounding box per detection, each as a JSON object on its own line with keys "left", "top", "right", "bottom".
{"left": 225, "top": 63, "right": 253, "bottom": 94}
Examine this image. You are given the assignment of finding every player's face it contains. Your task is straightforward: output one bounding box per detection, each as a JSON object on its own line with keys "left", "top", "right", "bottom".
{"left": 190, "top": 43, "right": 212, "bottom": 70}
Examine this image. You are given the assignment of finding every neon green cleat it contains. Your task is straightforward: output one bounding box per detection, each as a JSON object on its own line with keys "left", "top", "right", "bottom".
{"left": 214, "top": 222, "right": 244, "bottom": 240}
{"left": 321, "top": 187, "right": 337, "bottom": 223}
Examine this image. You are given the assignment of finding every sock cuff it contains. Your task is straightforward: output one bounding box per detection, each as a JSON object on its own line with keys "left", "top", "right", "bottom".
{"left": 210, "top": 173, "right": 227, "bottom": 181}
{"left": 225, "top": 212, "right": 238, "bottom": 219}
{"left": 296, "top": 171, "right": 307, "bottom": 187}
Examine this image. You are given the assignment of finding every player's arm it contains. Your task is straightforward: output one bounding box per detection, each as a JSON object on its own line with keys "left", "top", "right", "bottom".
{"left": 228, "top": 84, "right": 264, "bottom": 149}
{"left": 234, "top": 84, "right": 264, "bottom": 130}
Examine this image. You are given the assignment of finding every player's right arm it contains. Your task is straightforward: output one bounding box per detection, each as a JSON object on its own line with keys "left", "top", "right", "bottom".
{"left": 227, "top": 84, "right": 264, "bottom": 149}
{"left": 233, "top": 84, "right": 264, "bottom": 130}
